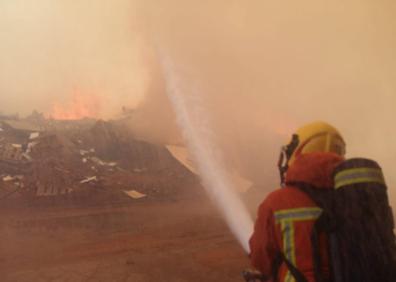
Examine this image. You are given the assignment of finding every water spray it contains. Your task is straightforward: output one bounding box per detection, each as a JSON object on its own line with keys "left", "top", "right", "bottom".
{"left": 160, "top": 54, "right": 254, "bottom": 252}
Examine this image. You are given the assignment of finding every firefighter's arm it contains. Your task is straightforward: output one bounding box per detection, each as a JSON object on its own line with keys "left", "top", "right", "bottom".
{"left": 249, "top": 199, "right": 278, "bottom": 277}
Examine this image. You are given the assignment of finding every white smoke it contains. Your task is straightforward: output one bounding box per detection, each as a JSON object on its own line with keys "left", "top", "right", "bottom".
{"left": 160, "top": 53, "right": 254, "bottom": 252}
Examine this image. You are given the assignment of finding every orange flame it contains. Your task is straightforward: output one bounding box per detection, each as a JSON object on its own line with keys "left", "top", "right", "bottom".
{"left": 48, "top": 90, "right": 101, "bottom": 120}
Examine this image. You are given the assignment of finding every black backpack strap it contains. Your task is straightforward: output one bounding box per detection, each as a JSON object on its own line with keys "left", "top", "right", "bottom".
{"left": 275, "top": 252, "right": 308, "bottom": 282}
{"left": 272, "top": 252, "right": 283, "bottom": 281}
{"left": 311, "top": 216, "right": 333, "bottom": 282}
{"left": 285, "top": 181, "right": 336, "bottom": 282}
{"left": 311, "top": 221, "right": 323, "bottom": 282}
{"left": 285, "top": 181, "right": 334, "bottom": 211}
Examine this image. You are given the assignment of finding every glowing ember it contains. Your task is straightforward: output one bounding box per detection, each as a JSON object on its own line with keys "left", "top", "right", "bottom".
{"left": 47, "top": 91, "right": 101, "bottom": 120}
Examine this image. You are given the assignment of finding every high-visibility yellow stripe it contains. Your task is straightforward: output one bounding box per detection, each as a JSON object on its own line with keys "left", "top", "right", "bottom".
{"left": 275, "top": 207, "right": 322, "bottom": 216}
{"left": 275, "top": 208, "right": 322, "bottom": 282}
{"left": 281, "top": 221, "right": 294, "bottom": 282}
{"left": 335, "top": 177, "right": 385, "bottom": 189}
{"left": 334, "top": 168, "right": 383, "bottom": 182}
{"left": 275, "top": 207, "right": 322, "bottom": 223}
{"left": 334, "top": 168, "right": 385, "bottom": 189}
{"left": 334, "top": 168, "right": 381, "bottom": 180}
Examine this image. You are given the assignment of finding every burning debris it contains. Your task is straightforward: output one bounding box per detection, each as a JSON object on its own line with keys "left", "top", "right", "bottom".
{"left": 47, "top": 91, "right": 101, "bottom": 121}
{"left": 0, "top": 113, "right": 200, "bottom": 205}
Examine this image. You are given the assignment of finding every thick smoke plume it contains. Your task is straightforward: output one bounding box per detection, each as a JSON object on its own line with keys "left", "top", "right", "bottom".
{"left": 134, "top": 0, "right": 396, "bottom": 206}
{"left": 2, "top": 1, "right": 396, "bottom": 216}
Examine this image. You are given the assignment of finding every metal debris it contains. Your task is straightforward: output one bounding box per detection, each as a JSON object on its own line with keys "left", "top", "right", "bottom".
{"left": 3, "top": 175, "right": 14, "bottom": 182}
{"left": 0, "top": 116, "right": 200, "bottom": 201}
{"left": 80, "top": 176, "right": 98, "bottom": 184}
{"left": 29, "top": 132, "right": 40, "bottom": 140}
{"left": 124, "top": 190, "right": 147, "bottom": 199}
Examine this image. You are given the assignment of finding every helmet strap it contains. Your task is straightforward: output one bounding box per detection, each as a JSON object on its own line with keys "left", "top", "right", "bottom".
{"left": 278, "top": 134, "right": 299, "bottom": 186}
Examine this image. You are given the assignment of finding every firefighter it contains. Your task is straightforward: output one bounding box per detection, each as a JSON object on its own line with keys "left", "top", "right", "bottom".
{"left": 249, "top": 121, "right": 346, "bottom": 282}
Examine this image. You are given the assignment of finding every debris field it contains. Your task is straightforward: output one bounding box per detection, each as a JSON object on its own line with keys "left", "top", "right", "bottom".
{"left": 0, "top": 113, "right": 200, "bottom": 206}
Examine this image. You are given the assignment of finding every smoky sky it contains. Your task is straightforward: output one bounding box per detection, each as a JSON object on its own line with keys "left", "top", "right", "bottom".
{"left": 135, "top": 0, "right": 396, "bottom": 190}
{"left": 0, "top": 0, "right": 147, "bottom": 117}
{"left": 1, "top": 1, "right": 396, "bottom": 203}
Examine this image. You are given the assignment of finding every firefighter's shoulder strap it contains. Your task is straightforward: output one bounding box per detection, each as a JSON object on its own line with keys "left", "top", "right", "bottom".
{"left": 285, "top": 181, "right": 334, "bottom": 282}
{"left": 272, "top": 251, "right": 309, "bottom": 282}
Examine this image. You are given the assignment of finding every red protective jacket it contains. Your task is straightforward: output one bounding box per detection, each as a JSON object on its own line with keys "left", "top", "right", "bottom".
{"left": 249, "top": 152, "right": 343, "bottom": 282}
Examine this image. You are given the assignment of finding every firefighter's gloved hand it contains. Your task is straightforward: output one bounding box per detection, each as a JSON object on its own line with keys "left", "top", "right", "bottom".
{"left": 242, "top": 269, "right": 269, "bottom": 282}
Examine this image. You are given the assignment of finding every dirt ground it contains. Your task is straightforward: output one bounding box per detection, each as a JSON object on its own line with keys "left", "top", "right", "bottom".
{"left": 0, "top": 194, "right": 251, "bottom": 282}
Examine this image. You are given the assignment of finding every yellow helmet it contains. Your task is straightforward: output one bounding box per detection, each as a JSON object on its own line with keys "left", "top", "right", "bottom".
{"left": 278, "top": 121, "right": 346, "bottom": 184}
{"left": 290, "top": 121, "right": 345, "bottom": 164}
